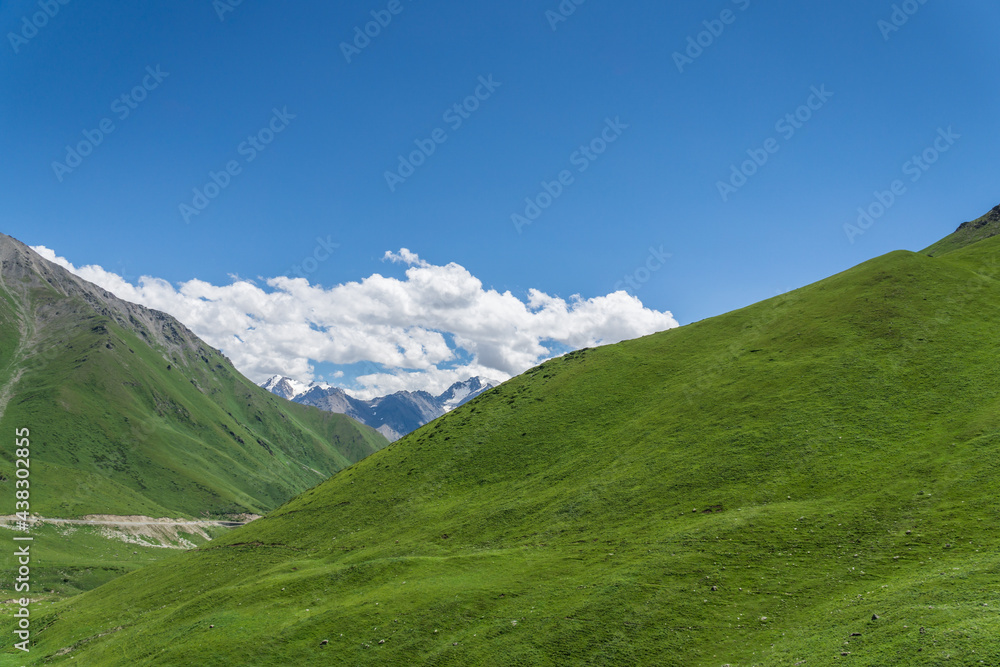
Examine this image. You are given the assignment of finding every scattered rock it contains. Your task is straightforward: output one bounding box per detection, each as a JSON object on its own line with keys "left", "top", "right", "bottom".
{"left": 320, "top": 639, "right": 328, "bottom": 646}
{"left": 919, "top": 627, "right": 925, "bottom": 634}
{"left": 871, "top": 614, "right": 879, "bottom": 621}
{"left": 851, "top": 632, "right": 861, "bottom": 637}
{"left": 711, "top": 586, "right": 718, "bottom": 591}
{"left": 209, "top": 625, "right": 214, "bottom": 629}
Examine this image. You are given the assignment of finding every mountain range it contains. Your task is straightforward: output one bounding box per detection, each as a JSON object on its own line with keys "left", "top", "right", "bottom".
{"left": 6, "top": 203, "right": 1000, "bottom": 664}
{"left": 0, "top": 233, "right": 387, "bottom": 520}
{"left": 260, "top": 375, "right": 500, "bottom": 441}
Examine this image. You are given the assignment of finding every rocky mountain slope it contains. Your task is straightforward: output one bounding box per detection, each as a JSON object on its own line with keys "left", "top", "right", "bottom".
{"left": 0, "top": 233, "right": 388, "bottom": 519}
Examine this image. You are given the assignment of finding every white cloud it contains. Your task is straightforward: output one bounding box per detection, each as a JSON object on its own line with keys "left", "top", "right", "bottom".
{"left": 32, "top": 246, "right": 678, "bottom": 398}
{"left": 383, "top": 248, "right": 429, "bottom": 268}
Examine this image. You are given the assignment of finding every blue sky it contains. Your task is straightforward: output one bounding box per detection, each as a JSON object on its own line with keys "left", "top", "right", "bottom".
{"left": 3, "top": 1, "right": 998, "bottom": 393}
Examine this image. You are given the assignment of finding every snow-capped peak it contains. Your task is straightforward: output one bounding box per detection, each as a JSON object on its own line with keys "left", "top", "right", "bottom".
{"left": 258, "top": 375, "right": 311, "bottom": 400}
{"left": 307, "top": 380, "right": 333, "bottom": 392}
{"left": 260, "top": 374, "right": 502, "bottom": 438}
{"left": 438, "top": 377, "right": 501, "bottom": 411}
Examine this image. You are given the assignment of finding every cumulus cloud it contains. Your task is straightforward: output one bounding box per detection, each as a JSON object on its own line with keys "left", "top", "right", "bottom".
{"left": 32, "top": 246, "right": 678, "bottom": 398}
{"left": 383, "top": 248, "right": 429, "bottom": 268}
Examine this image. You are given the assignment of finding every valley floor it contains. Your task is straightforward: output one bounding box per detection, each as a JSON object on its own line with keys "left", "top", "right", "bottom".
{"left": 0, "top": 518, "right": 242, "bottom": 606}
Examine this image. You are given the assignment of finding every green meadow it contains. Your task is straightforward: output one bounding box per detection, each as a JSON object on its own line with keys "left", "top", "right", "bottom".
{"left": 0, "top": 237, "right": 387, "bottom": 626}
{"left": 4, "top": 217, "right": 999, "bottom": 665}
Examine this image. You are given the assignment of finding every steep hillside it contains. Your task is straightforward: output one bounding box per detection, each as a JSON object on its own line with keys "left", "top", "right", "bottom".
{"left": 923, "top": 203, "right": 1000, "bottom": 256}
{"left": 0, "top": 234, "right": 388, "bottom": 519}
{"left": 12, "top": 224, "right": 1000, "bottom": 665}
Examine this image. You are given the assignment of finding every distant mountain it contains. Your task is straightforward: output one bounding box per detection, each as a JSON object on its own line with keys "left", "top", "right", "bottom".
{"left": 0, "top": 233, "right": 388, "bottom": 519}
{"left": 33, "top": 202, "right": 1000, "bottom": 664}
{"left": 259, "top": 374, "right": 311, "bottom": 400}
{"left": 260, "top": 375, "right": 500, "bottom": 440}
{"left": 437, "top": 376, "right": 498, "bottom": 411}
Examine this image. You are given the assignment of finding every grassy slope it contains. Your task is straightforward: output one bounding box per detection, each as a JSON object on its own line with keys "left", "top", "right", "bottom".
{"left": 0, "top": 251, "right": 387, "bottom": 611}
{"left": 12, "top": 239, "right": 1000, "bottom": 665}
{"left": 0, "top": 281, "right": 388, "bottom": 519}
{"left": 922, "top": 204, "right": 1000, "bottom": 257}
{"left": 1, "top": 522, "right": 225, "bottom": 602}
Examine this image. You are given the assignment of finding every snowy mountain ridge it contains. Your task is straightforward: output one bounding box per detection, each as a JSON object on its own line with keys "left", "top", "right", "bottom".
{"left": 259, "top": 375, "right": 501, "bottom": 440}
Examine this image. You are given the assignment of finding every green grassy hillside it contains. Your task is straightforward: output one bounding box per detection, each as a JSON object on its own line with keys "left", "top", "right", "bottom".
{"left": 0, "top": 316, "right": 387, "bottom": 517}
{"left": 0, "top": 236, "right": 388, "bottom": 519}
{"left": 923, "top": 204, "right": 1000, "bottom": 257}
{"left": 11, "top": 232, "right": 1000, "bottom": 665}
{"left": 1, "top": 521, "right": 225, "bottom": 602}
